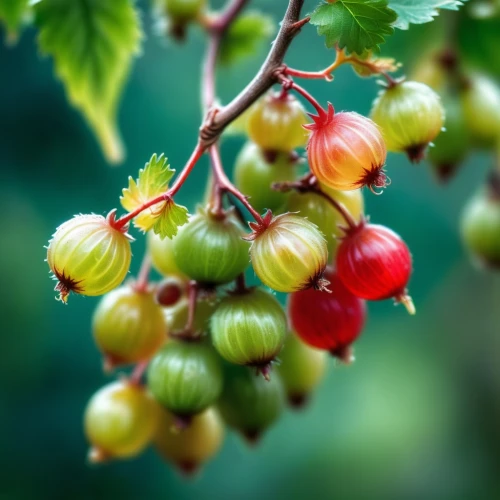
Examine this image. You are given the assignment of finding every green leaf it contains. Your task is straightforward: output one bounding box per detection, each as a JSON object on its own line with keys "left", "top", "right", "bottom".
{"left": 153, "top": 199, "right": 189, "bottom": 239}
{"left": 220, "top": 11, "right": 274, "bottom": 66}
{"left": 389, "top": 0, "right": 468, "bottom": 30}
{"left": 120, "top": 153, "right": 176, "bottom": 232}
{"left": 310, "top": 0, "right": 397, "bottom": 55}
{"left": 0, "top": 0, "right": 31, "bottom": 44}
{"left": 34, "top": 0, "right": 142, "bottom": 164}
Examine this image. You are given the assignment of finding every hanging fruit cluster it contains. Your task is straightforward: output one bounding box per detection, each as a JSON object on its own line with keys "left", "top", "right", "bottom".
{"left": 36, "top": 0, "right": 500, "bottom": 479}
{"left": 410, "top": 47, "right": 500, "bottom": 268}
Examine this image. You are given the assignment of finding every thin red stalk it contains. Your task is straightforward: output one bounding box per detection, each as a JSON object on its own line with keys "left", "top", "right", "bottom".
{"left": 290, "top": 81, "right": 324, "bottom": 115}
{"left": 209, "top": 145, "right": 263, "bottom": 224}
{"left": 115, "top": 142, "right": 205, "bottom": 230}
{"left": 313, "top": 188, "right": 357, "bottom": 229}
{"left": 285, "top": 67, "right": 331, "bottom": 80}
{"left": 186, "top": 280, "right": 199, "bottom": 333}
{"left": 129, "top": 360, "right": 149, "bottom": 386}
{"left": 134, "top": 253, "right": 152, "bottom": 293}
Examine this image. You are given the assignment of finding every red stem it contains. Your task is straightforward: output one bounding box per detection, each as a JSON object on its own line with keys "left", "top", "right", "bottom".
{"left": 313, "top": 188, "right": 357, "bottom": 229}
{"left": 290, "top": 81, "right": 324, "bottom": 115}
{"left": 208, "top": 145, "right": 263, "bottom": 224}
{"left": 129, "top": 360, "right": 149, "bottom": 386}
{"left": 133, "top": 254, "right": 152, "bottom": 293}
{"left": 115, "top": 142, "right": 205, "bottom": 230}
{"left": 185, "top": 280, "right": 199, "bottom": 333}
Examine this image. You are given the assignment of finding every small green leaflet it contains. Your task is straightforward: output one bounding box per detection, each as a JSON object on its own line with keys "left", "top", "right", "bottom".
{"left": 220, "top": 11, "right": 275, "bottom": 66}
{"left": 389, "top": 0, "right": 469, "bottom": 29}
{"left": 120, "top": 154, "right": 189, "bottom": 239}
{"left": 310, "top": 0, "right": 397, "bottom": 55}
{"left": 34, "top": 0, "right": 142, "bottom": 164}
{"left": 0, "top": 0, "right": 31, "bottom": 44}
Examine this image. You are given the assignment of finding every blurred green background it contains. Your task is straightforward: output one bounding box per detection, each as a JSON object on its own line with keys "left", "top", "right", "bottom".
{"left": 1, "top": 1, "right": 500, "bottom": 499}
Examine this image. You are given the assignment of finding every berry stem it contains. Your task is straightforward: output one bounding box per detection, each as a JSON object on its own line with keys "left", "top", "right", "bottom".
{"left": 133, "top": 253, "right": 152, "bottom": 293}
{"left": 209, "top": 145, "right": 264, "bottom": 224}
{"left": 285, "top": 48, "right": 399, "bottom": 82}
{"left": 129, "top": 360, "right": 149, "bottom": 386}
{"left": 273, "top": 174, "right": 357, "bottom": 229}
{"left": 185, "top": 280, "right": 199, "bottom": 335}
{"left": 289, "top": 81, "right": 325, "bottom": 116}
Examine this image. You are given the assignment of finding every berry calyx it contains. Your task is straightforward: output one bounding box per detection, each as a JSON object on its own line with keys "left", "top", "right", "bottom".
{"left": 84, "top": 381, "right": 159, "bottom": 462}
{"left": 218, "top": 364, "right": 285, "bottom": 444}
{"left": 46, "top": 212, "right": 132, "bottom": 303}
{"left": 172, "top": 209, "right": 250, "bottom": 286}
{"left": 92, "top": 285, "right": 167, "bottom": 370}
{"left": 248, "top": 212, "right": 329, "bottom": 293}
{"left": 234, "top": 141, "right": 298, "bottom": 213}
{"left": 211, "top": 287, "right": 286, "bottom": 373}
{"left": 288, "top": 267, "right": 366, "bottom": 359}
{"left": 247, "top": 91, "right": 309, "bottom": 153}
{"left": 147, "top": 340, "right": 223, "bottom": 419}
{"left": 306, "top": 104, "right": 388, "bottom": 193}
{"left": 277, "top": 332, "right": 327, "bottom": 408}
{"left": 154, "top": 407, "right": 224, "bottom": 475}
{"left": 370, "top": 80, "right": 445, "bottom": 162}
{"left": 336, "top": 222, "right": 415, "bottom": 314}
{"left": 461, "top": 174, "right": 500, "bottom": 269}
{"left": 155, "top": 277, "right": 186, "bottom": 307}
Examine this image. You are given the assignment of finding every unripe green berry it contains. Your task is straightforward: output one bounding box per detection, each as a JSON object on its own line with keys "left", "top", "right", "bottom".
{"left": 247, "top": 91, "right": 308, "bottom": 152}
{"left": 277, "top": 332, "right": 327, "bottom": 408}
{"left": 461, "top": 74, "right": 500, "bottom": 148}
{"left": 428, "top": 95, "right": 470, "bottom": 182}
{"left": 234, "top": 142, "right": 297, "bottom": 213}
{"left": 164, "top": 0, "right": 205, "bottom": 22}
{"left": 148, "top": 231, "right": 187, "bottom": 279}
{"left": 371, "top": 81, "right": 445, "bottom": 162}
{"left": 84, "top": 381, "right": 159, "bottom": 462}
{"left": 218, "top": 364, "right": 285, "bottom": 443}
{"left": 461, "top": 184, "right": 500, "bottom": 268}
{"left": 287, "top": 188, "right": 364, "bottom": 254}
{"left": 92, "top": 285, "right": 167, "bottom": 369}
{"left": 147, "top": 340, "right": 223, "bottom": 418}
{"left": 211, "top": 287, "right": 286, "bottom": 368}
{"left": 172, "top": 210, "right": 250, "bottom": 285}
{"left": 249, "top": 213, "right": 328, "bottom": 292}
{"left": 154, "top": 407, "right": 224, "bottom": 474}
{"left": 46, "top": 213, "right": 132, "bottom": 303}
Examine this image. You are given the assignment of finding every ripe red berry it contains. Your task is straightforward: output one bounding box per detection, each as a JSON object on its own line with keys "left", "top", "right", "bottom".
{"left": 306, "top": 104, "right": 388, "bottom": 193}
{"left": 336, "top": 222, "right": 415, "bottom": 314}
{"left": 288, "top": 267, "right": 366, "bottom": 360}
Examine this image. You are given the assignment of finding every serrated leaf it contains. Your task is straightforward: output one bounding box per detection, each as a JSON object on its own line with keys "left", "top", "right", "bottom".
{"left": 220, "top": 11, "right": 274, "bottom": 66}
{"left": 153, "top": 199, "right": 189, "bottom": 239}
{"left": 121, "top": 153, "right": 176, "bottom": 232}
{"left": 34, "top": 0, "right": 142, "bottom": 163}
{"left": 389, "top": 0, "right": 468, "bottom": 30}
{"left": 0, "top": 0, "right": 31, "bottom": 44}
{"left": 310, "top": 0, "right": 397, "bottom": 55}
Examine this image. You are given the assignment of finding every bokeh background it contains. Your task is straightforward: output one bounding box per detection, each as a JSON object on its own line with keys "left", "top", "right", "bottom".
{"left": 1, "top": 1, "right": 499, "bottom": 499}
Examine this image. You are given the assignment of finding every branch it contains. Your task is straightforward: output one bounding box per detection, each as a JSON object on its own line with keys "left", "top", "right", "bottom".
{"left": 203, "top": 0, "right": 250, "bottom": 110}
{"left": 200, "top": 0, "right": 306, "bottom": 145}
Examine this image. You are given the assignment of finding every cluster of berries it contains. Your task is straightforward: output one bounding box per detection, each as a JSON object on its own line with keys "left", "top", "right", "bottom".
{"left": 45, "top": 71, "right": 457, "bottom": 473}
{"left": 411, "top": 50, "right": 500, "bottom": 269}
